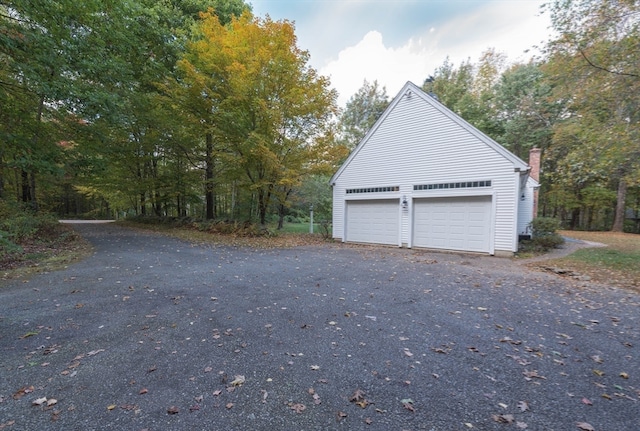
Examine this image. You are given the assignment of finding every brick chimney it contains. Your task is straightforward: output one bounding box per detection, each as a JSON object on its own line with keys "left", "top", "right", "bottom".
{"left": 529, "top": 148, "right": 541, "bottom": 217}
{"left": 529, "top": 148, "right": 541, "bottom": 182}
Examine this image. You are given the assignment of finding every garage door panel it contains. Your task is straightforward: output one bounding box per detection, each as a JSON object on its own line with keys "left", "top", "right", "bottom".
{"left": 346, "top": 200, "right": 399, "bottom": 245}
{"left": 413, "top": 196, "right": 491, "bottom": 253}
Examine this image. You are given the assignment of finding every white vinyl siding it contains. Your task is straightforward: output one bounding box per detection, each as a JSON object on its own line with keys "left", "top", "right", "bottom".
{"left": 413, "top": 196, "right": 492, "bottom": 253}
{"left": 517, "top": 177, "right": 536, "bottom": 236}
{"left": 345, "top": 200, "right": 399, "bottom": 245}
{"left": 331, "top": 82, "right": 532, "bottom": 254}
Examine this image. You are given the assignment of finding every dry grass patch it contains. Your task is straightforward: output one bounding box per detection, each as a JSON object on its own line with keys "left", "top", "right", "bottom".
{"left": 1, "top": 224, "right": 93, "bottom": 283}
{"left": 118, "top": 220, "right": 330, "bottom": 249}
{"left": 541, "top": 231, "right": 640, "bottom": 291}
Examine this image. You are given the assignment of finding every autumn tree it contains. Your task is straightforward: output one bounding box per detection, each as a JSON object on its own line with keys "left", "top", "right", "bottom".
{"left": 493, "top": 62, "right": 557, "bottom": 159}
{"left": 544, "top": 0, "right": 640, "bottom": 231}
{"left": 176, "top": 11, "right": 337, "bottom": 226}
{"left": 337, "top": 79, "right": 389, "bottom": 150}
{"left": 422, "top": 50, "right": 507, "bottom": 141}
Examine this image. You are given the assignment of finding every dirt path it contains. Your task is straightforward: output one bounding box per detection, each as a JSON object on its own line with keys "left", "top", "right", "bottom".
{"left": 1, "top": 223, "right": 638, "bottom": 430}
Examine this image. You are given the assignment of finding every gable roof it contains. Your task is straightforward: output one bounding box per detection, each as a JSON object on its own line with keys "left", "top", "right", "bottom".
{"left": 331, "top": 81, "right": 530, "bottom": 185}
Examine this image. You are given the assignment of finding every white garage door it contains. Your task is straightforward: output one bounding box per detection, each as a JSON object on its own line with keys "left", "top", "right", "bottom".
{"left": 413, "top": 196, "right": 492, "bottom": 253}
{"left": 346, "top": 200, "right": 399, "bottom": 245}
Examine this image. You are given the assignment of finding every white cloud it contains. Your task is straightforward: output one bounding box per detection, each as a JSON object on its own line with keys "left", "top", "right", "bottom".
{"left": 321, "top": 31, "right": 433, "bottom": 106}
{"left": 320, "top": 1, "right": 550, "bottom": 107}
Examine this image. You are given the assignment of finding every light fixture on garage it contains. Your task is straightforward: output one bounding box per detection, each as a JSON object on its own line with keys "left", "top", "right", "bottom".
{"left": 401, "top": 195, "right": 408, "bottom": 208}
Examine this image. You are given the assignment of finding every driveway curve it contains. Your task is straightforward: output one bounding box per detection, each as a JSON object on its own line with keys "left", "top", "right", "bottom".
{"left": 1, "top": 223, "right": 638, "bottom": 430}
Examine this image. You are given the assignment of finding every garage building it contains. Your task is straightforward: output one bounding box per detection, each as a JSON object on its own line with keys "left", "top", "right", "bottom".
{"left": 330, "top": 81, "right": 538, "bottom": 256}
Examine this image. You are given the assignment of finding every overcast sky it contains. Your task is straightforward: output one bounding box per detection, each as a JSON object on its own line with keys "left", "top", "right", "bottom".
{"left": 250, "top": 0, "right": 552, "bottom": 107}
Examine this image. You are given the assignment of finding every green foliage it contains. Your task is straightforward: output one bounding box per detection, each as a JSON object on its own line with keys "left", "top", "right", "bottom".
{"left": 3, "top": 0, "right": 638, "bottom": 237}
{"left": 530, "top": 216, "right": 562, "bottom": 237}
{"left": 337, "top": 79, "right": 389, "bottom": 150}
{"left": 522, "top": 217, "right": 565, "bottom": 252}
{"left": 0, "top": 230, "right": 23, "bottom": 255}
{"left": 544, "top": 0, "right": 640, "bottom": 231}
{"left": 318, "top": 220, "right": 332, "bottom": 240}
{"left": 493, "top": 62, "right": 558, "bottom": 160}
{"left": 422, "top": 50, "right": 506, "bottom": 141}
{"left": 0, "top": 202, "right": 65, "bottom": 260}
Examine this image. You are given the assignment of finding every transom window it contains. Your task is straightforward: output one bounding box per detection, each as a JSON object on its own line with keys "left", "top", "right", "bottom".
{"left": 413, "top": 180, "right": 492, "bottom": 191}
{"left": 346, "top": 186, "right": 400, "bottom": 194}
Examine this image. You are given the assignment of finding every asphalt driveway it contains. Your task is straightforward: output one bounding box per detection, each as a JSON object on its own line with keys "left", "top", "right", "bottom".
{"left": 1, "top": 223, "right": 638, "bottom": 430}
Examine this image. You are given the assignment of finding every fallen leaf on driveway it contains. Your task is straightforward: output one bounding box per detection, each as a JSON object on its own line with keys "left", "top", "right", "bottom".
{"left": 32, "top": 397, "right": 47, "bottom": 406}
{"left": 230, "top": 375, "right": 245, "bottom": 386}
{"left": 517, "top": 401, "right": 529, "bottom": 412}
{"left": 523, "top": 370, "right": 546, "bottom": 380}
{"left": 581, "top": 398, "right": 592, "bottom": 405}
{"left": 576, "top": 422, "right": 595, "bottom": 431}
{"left": 290, "top": 403, "right": 305, "bottom": 413}
{"left": 167, "top": 406, "right": 179, "bottom": 414}
{"left": 401, "top": 398, "right": 414, "bottom": 412}
{"left": 349, "top": 389, "right": 366, "bottom": 403}
{"left": 13, "top": 386, "right": 34, "bottom": 400}
{"left": 492, "top": 414, "right": 514, "bottom": 423}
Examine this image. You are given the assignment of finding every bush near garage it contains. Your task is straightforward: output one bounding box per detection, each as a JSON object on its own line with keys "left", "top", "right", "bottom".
{"left": 520, "top": 217, "right": 565, "bottom": 253}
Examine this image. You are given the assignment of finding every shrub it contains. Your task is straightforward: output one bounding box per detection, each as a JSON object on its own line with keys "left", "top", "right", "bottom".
{"left": 530, "top": 217, "right": 562, "bottom": 237}
{"left": 0, "top": 202, "right": 59, "bottom": 242}
{"left": 318, "top": 220, "right": 332, "bottom": 240}
{"left": 521, "top": 217, "right": 565, "bottom": 253}
{"left": 0, "top": 230, "right": 23, "bottom": 256}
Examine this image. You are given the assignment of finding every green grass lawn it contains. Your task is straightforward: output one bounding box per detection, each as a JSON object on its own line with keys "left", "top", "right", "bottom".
{"left": 546, "top": 231, "right": 640, "bottom": 291}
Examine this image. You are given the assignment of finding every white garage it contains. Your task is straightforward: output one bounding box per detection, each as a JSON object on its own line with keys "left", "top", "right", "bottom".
{"left": 412, "top": 196, "right": 492, "bottom": 253}
{"left": 330, "top": 81, "right": 539, "bottom": 255}
{"left": 346, "top": 199, "right": 399, "bottom": 245}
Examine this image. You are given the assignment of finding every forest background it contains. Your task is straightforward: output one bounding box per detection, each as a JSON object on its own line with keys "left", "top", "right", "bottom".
{"left": 1, "top": 0, "right": 639, "bottom": 239}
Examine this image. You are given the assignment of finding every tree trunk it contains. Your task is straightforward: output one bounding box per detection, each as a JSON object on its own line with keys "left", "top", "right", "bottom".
{"left": 21, "top": 170, "right": 30, "bottom": 203}
{"left": 205, "top": 133, "right": 214, "bottom": 220}
{"left": 570, "top": 207, "right": 580, "bottom": 230}
{"left": 277, "top": 203, "right": 285, "bottom": 230}
{"left": 140, "top": 193, "right": 146, "bottom": 216}
{"left": 29, "top": 171, "right": 38, "bottom": 211}
{"left": 0, "top": 153, "right": 4, "bottom": 200}
{"left": 611, "top": 179, "right": 627, "bottom": 232}
{"left": 258, "top": 189, "right": 267, "bottom": 226}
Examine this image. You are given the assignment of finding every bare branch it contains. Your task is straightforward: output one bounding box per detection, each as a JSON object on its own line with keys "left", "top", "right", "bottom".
{"left": 579, "top": 48, "right": 640, "bottom": 78}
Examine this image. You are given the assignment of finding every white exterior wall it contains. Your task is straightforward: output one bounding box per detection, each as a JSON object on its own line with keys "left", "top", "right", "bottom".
{"left": 332, "top": 82, "right": 529, "bottom": 254}
{"left": 517, "top": 177, "right": 537, "bottom": 237}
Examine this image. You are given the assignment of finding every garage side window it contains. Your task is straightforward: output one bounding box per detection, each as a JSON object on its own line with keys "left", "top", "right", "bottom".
{"left": 346, "top": 186, "right": 400, "bottom": 194}
{"left": 413, "top": 180, "right": 492, "bottom": 191}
